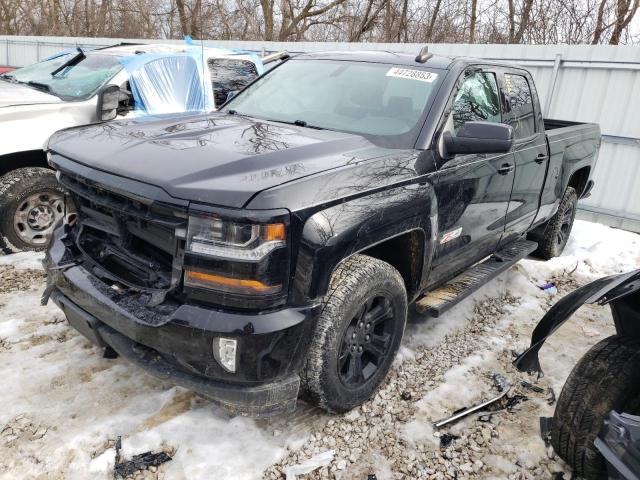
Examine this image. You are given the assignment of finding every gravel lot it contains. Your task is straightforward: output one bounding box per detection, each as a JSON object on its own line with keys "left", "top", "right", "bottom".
{"left": 0, "top": 220, "right": 638, "bottom": 480}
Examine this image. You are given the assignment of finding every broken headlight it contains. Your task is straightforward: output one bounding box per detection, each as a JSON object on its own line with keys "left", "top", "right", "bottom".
{"left": 183, "top": 208, "right": 290, "bottom": 309}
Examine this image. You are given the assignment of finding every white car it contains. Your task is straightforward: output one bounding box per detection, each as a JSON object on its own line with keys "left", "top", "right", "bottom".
{"left": 0, "top": 43, "right": 263, "bottom": 252}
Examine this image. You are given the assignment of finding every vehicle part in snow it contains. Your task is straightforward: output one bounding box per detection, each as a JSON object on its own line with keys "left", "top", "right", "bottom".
{"left": 540, "top": 417, "right": 553, "bottom": 447}
{"left": 513, "top": 268, "right": 640, "bottom": 376}
{"left": 439, "top": 433, "right": 460, "bottom": 449}
{"left": 0, "top": 167, "right": 68, "bottom": 253}
{"left": 433, "top": 374, "right": 511, "bottom": 428}
{"left": 285, "top": 450, "right": 335, "bottom": 480}
{"left": 113, "top": 435, "right": 172, "bottom": 478}
{"left": 521, "top": 380, "right": 545, "bottom": 393}
{"left": 301, "top": 254, "right": 408, "bottom": 413}
{"left": 416, "top": 239, "right": 537, "bottom": 317}
{"left": 505, "top": 394, "right": 528, "bottom": 411}
{"left": 551, "top": 336, "right": 640, "bottom": 480}
{"left": 530, "top": 186, "right": 578, "bottom": 260}
{"left": 594, "top": 411, "right": 640, "bottom": 480}
{"left": 401, "top": 391, "right": 413, "bottom": 401}
{"left": 539, "top": 282, "right": 558, "bottom": 295}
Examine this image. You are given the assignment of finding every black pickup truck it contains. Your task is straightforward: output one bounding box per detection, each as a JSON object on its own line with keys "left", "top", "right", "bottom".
{"left": 42, "top": 48, "right": 601, "bottom": 416}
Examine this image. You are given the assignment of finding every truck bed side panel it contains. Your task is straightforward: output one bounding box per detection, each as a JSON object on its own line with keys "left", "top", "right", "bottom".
{"left": 533, "top": 122, "right": 600, "bottom": 226}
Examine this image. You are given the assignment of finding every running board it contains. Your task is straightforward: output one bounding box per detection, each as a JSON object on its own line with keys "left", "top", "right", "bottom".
{"left": 416, "top": 239, "right": 538, "bottom": 317}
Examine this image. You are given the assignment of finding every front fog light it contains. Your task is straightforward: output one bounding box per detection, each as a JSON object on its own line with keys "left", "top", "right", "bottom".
{"left": 213, "top": 337, "right": 237, "bottom": 373}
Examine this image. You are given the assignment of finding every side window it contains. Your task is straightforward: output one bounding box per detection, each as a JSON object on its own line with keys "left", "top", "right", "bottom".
{"left": 452, "top": 71, "right": 501, "bottom": 133}
{"left": 504, "top": 73, "right": 535, "bottom": 138}
{"left": 208, "top": 59, "right": 259, "bottom": 107}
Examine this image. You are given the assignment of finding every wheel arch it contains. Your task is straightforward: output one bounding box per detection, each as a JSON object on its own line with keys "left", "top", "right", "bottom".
{"left": 567, "top": 166, "right": 591, "bottom": 198}
{"left": 0, "top": 150, "right": 50, "bottom": 178}
{"left": 289, "top": 183, "right": 437, "bottom": 305}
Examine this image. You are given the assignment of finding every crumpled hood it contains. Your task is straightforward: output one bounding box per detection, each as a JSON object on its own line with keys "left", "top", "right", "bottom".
{"left": 48, "top": 112, "right": 384, "bottom": 208}
{"left": 0, "top": 80, "right": 63, "bottom": 107}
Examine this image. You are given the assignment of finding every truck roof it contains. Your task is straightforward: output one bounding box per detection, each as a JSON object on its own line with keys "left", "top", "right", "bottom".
{"left": 89, "top": 43, "right": 260, "bottom": 63}
{"left": 294, "top": 50, "right": 520, "bottom": 71}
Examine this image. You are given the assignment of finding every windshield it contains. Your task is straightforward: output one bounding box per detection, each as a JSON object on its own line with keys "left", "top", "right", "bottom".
{"left": 2, "top": 52, "right": 123, "bottom": 100}
{"left": 223, "top": 59, "right": 441, "bottom": 144}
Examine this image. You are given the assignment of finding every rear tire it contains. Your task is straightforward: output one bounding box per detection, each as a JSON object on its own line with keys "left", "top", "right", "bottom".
{"left": 531, "top": 186, "right": 578, "bottom": 260}
{"left": 301, "top": 254, "right": 408, "bottom": 413}
{"left": 551, "top": 335, "right": 640, "bottom": 479}
{"left": 0, "top": 168, "right": 67, "bottom": 253}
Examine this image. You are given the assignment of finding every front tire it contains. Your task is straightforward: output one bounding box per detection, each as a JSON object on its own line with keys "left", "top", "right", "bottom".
{"left": 531, "top": 186, "right": 578, "bottom": 260}
{"left": 0, "top": 168, "right": 67, "bottom": 253}
{"left": 551, "top": 335, "right": 640, "bottom": 479}
{"left": 301, "top": 254, "right": 408, "bottom": 413}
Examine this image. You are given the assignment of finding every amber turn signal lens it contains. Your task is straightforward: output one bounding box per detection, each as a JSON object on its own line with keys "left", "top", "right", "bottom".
{"left": 185, "top": 270, "right": 281, "bottom": 294}
{"left": 263, "top": 223, "right": 286, "bottom": 242}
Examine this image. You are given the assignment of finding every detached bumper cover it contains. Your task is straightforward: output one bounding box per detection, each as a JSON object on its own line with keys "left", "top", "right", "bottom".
{"left": 45, "top": 227, "right": 320, "bottom": 416}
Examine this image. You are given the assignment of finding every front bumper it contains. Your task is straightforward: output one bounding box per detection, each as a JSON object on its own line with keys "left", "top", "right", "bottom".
{"left": 45, "top": 227, "right": 320, "bottom": 416}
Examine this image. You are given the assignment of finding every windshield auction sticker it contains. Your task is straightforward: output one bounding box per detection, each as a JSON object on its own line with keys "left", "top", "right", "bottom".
{"left": 386, "top": 67, "right": 438, "bottom": 83}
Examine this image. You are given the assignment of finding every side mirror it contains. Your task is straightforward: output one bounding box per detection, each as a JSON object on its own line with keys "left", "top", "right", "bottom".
{"left": 226, "top": 90, "right": 239, "bottom": 102}
{"left": 96, "top": 85, "right": 131, "bottom": 122}
{"left": 443, "top": 121, "right": 513, "bottom": 157}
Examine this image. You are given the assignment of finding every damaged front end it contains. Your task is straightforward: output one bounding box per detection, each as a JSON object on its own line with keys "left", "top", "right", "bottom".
{"left": 514, "top": 268, "right": 640, "bottom": 375}
{"left": 43, "top": 157, "right": 319, "bottom": 417}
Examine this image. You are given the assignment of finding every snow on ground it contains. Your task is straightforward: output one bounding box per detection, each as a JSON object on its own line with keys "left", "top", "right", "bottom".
{"left": 0, "top": 220, "right": 638, "bottom": 480}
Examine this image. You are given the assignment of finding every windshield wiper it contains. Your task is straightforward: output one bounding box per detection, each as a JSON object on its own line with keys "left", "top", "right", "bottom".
{"left": 51, "top": 47, "right": 86, "bottom": 76}
{"left": 0, "top": 73, "right": 16, "bottom": 82}
{"left": 271, "top": 119, "right": 325, "bottom": 130}
{"left": 26, "top": 81, "right": 53, "bottom": 93}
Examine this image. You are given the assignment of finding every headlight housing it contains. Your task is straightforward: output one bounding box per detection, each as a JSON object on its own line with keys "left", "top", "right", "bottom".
{"left": 183, "top": 207, "right": 290, "bottom": 309}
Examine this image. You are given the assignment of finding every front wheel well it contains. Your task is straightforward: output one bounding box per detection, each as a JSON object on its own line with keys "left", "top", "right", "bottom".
{"left": 359, "top": 230, "right": 425, "bottom": 299}
{"left": 0, "top": 150, "right": 50, "bottom": 178}
{"left": 567, "top": 166, "right": 591, "bottom": 198}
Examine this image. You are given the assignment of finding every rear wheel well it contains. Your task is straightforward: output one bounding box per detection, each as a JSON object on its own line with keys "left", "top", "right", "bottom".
{"left": 568, "top": 166, "right": 590, "bottom": 198}
{"left": 359, "top": 230, "right": 424, "bottom": 299}
{"left": 0, "top": 150, "right": 49, "bottom": 178}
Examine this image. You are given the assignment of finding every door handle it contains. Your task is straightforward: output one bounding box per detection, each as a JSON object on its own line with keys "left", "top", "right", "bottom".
{"left": 498, "top": 163, "right": 514, "bottom": 175}
{"left": 535, "top": 154, "right": 548, "bottom": 164}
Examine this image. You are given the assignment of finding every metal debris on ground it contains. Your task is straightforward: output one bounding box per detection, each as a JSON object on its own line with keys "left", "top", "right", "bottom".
{"left": 367, "top": 475, "right": 378, "bottom": 480}
{"left": 113, "top": 436, "right": 173, "bottom": 479}
{"left": 540, "top": 417, "right": 553, "bottom": 447}
{"left": 505, "top": 394, "right": 528, "bottom": 411}
{"left": 433, "top": 374, "right": 511, "bottom": 428}
{"left": 520, "top": 380, "right": 545, "bottom": 393}
{"left": 547, "top": 387, "right": 556, "bottom": 405}
{"left": 439, "top": 433, "right": 460, "bottom": 449}
{"left": 539, "top": 282, "right": 558, "bottom": 295}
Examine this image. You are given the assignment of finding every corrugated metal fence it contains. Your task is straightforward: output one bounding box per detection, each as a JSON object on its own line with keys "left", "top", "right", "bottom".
{"left": 2, "top": 36, "right": 639, "bottom": 232}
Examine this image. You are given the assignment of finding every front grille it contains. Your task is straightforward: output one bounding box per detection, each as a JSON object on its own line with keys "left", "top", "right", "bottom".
{"left": 58, "top": 172, "right": 188, "bottom": 291}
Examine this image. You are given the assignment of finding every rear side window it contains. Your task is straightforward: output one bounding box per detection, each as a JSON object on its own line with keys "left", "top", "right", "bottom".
{"left": 208, "top": 59, "right": 259, "bottom": 107}
{"left": 504, "top": 73, "right": 536, "bottom": 138}
{"left": 452, "top": 71, "right": 501, "bottom": 133}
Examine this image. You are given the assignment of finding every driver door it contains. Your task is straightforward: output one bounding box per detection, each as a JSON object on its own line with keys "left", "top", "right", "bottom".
{"left": 428, "top": 69, "right": 515, "bottom": 286}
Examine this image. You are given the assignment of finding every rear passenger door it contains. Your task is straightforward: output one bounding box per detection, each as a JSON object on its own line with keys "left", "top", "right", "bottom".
{"left": 499, "top": 70, "right": 548, "bottom": 245}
